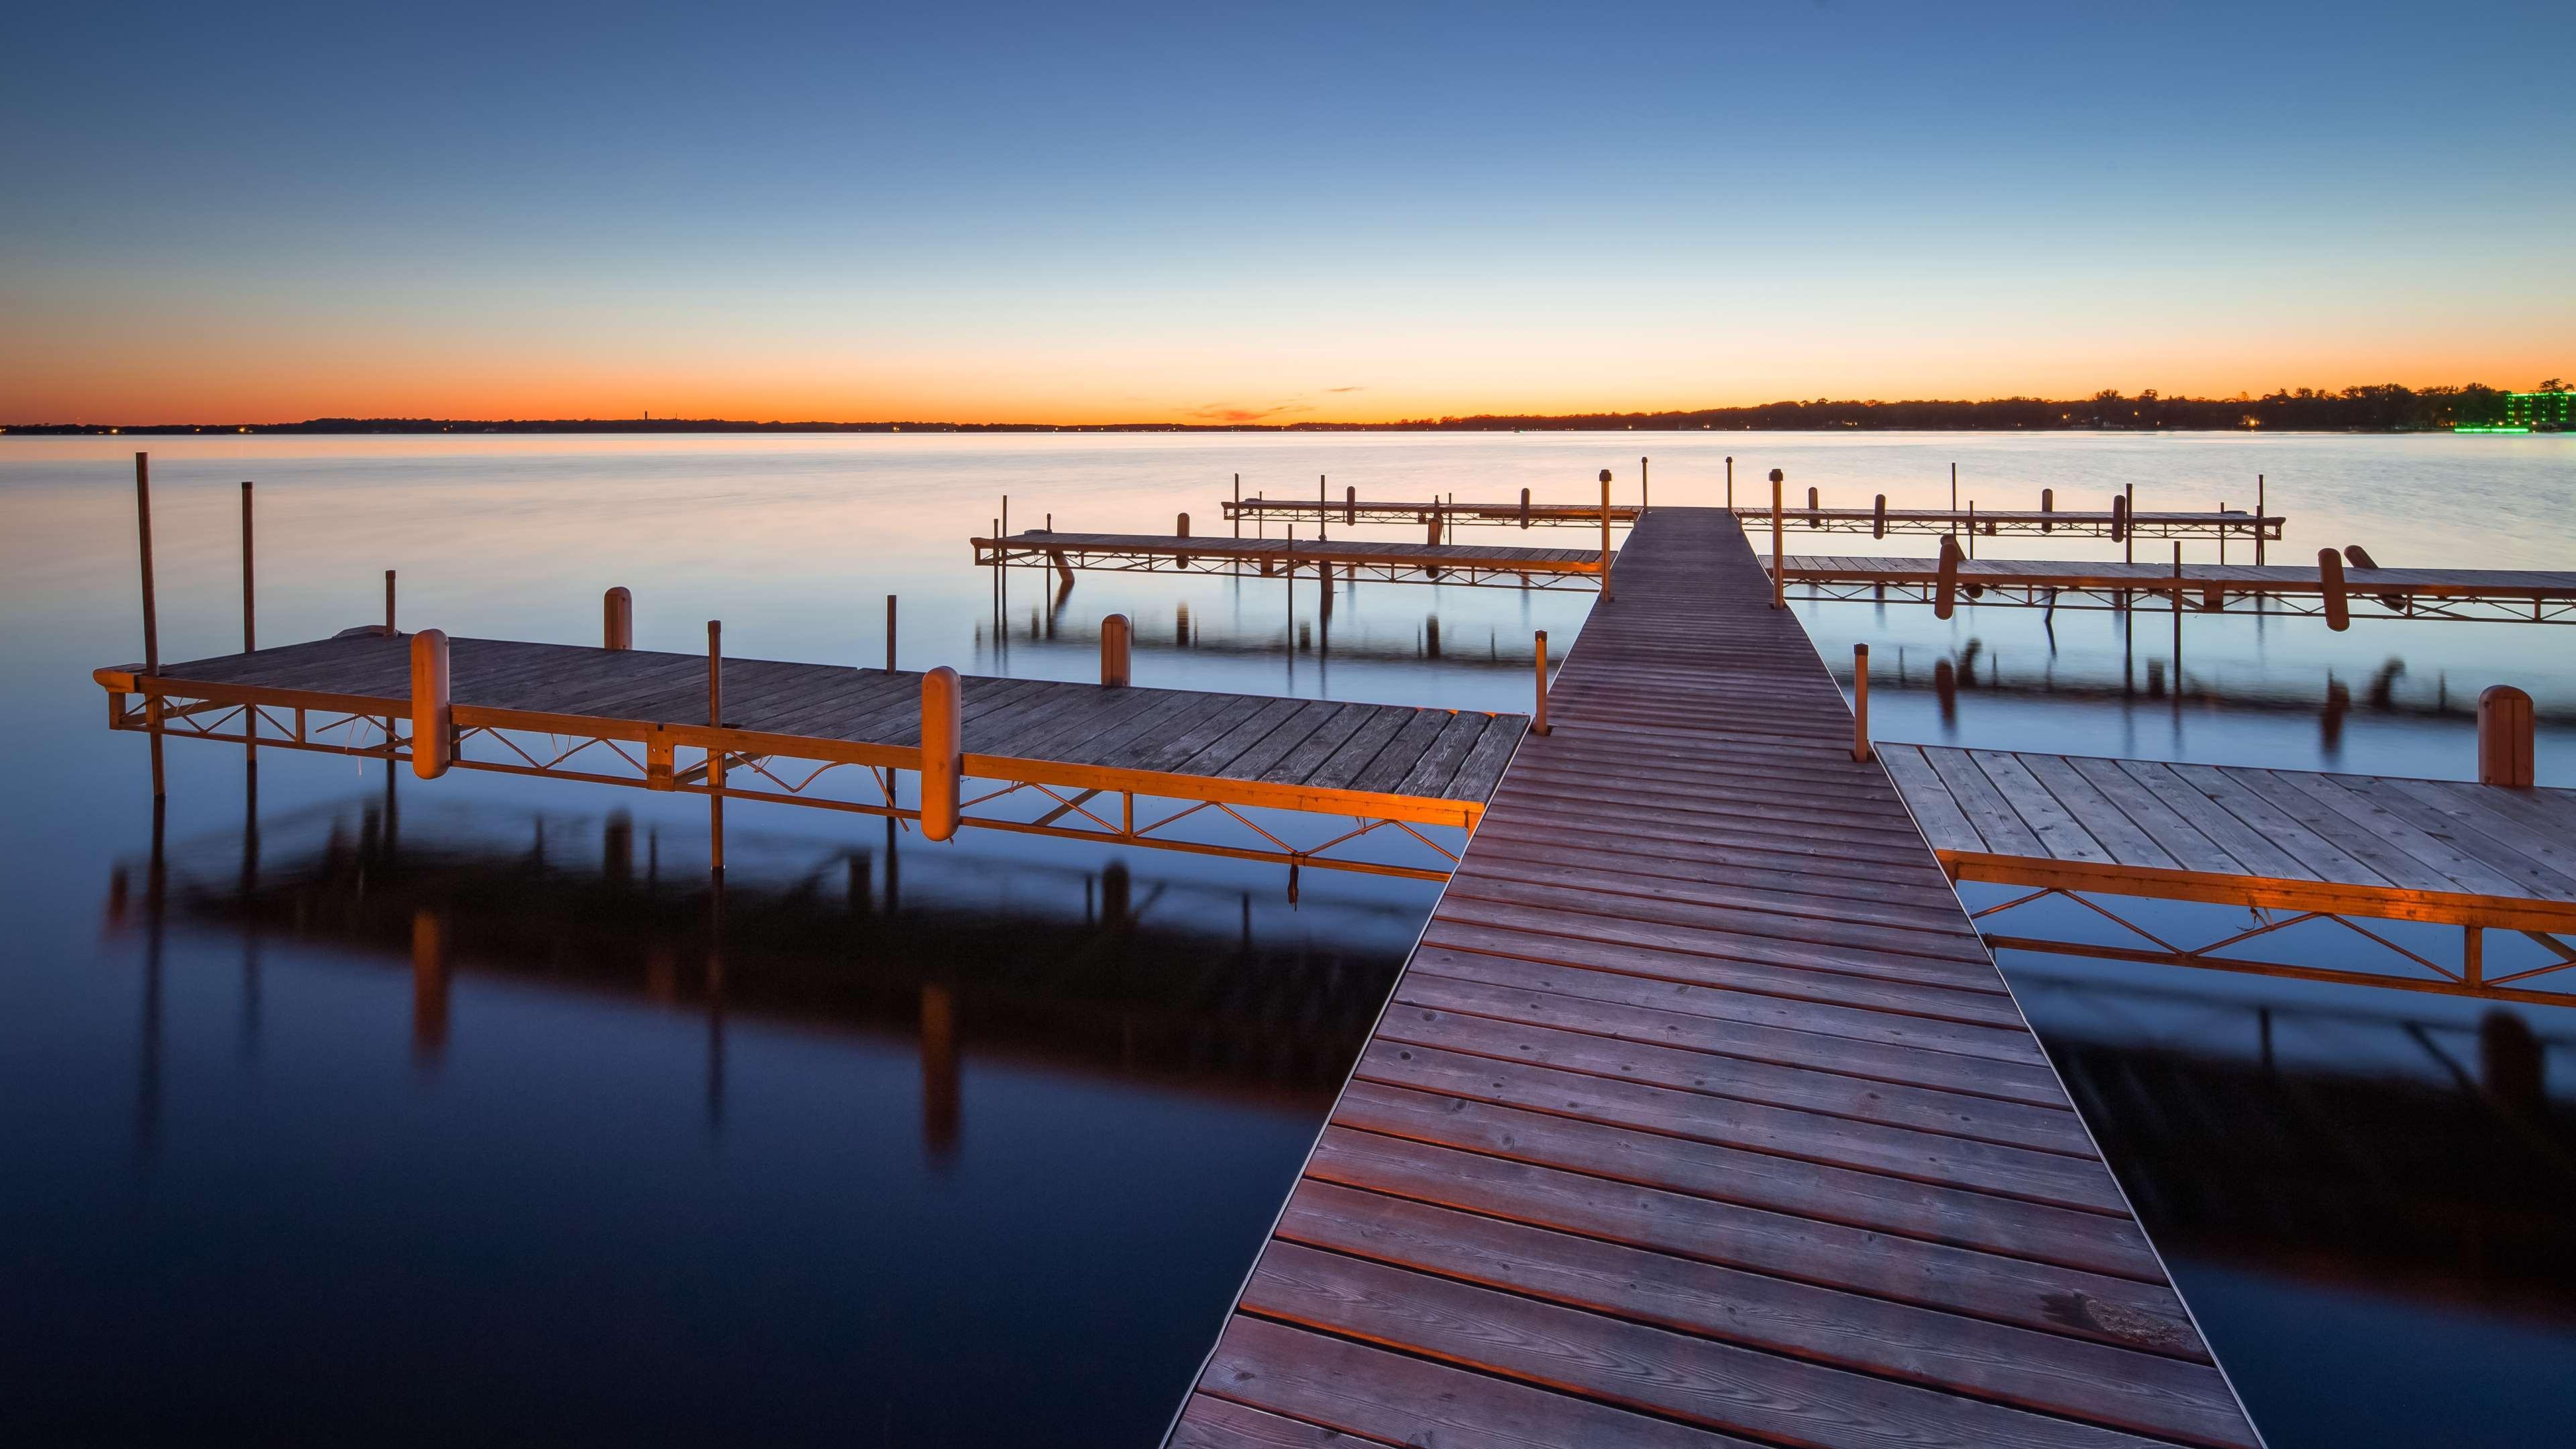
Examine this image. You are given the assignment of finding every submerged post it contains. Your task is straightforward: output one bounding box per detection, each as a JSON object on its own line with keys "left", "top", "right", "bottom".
{"left": 885, "top": 594, "right": 898, "bottom": 672}
{"left": 2479, "top": 686, "right": 2536, "bottom": 788}
{"left": 707, "top": 621, "right": 725, "bottom": 871}
{"left": 1935, "top": 533, "right": 1963, "bottom": 619}
{"left": 1599, "top": 468, "right": 1614, "bottom": 604}
{"left": 1768, "top": 468, "right": 1785, "bottom": 609}
{"left": 603, "top": 587, "right": 633, "bottom": 649}
{"left": 920, "top": 667, "right": 963, "bottom": 841}
{"left": 136, "top": 453, "right": 163, "bottom": 797}
{"left": 1532, "top": 630, "right": 1550, "bottom": 735}
{"left": 409, "top": 629, "right": 451, "bottom": 779}
{"left": 2318, "top": 547, "right": 2350, "bottom": 631}
{"left": 1851, "top": 643, "right": 1871, "bottom": 762}
{"left": 1101, "top": 612, "right": 1131, "bottom": 687}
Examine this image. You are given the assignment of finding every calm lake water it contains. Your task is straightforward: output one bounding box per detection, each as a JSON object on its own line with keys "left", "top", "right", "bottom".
{"left": 4, "top": 431, "right": 2572, "bottom": 1444}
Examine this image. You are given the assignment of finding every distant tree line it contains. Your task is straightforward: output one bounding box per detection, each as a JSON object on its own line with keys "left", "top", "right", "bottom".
{"left": 5, "top": 382, "right": 2563, "bottom": 435}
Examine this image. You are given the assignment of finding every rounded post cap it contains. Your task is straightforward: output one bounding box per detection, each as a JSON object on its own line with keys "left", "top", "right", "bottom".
{"left": 1597, "top": 469, "right": 1612, "bottom": 483}
{"left": 1768, "top": 468, "right": 1784, "bottom": 482}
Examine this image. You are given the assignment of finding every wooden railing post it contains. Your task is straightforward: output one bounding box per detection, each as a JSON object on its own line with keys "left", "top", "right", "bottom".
{"left": 409, "top": 629, "right": 451, "bottom": 779}
{"left": 1102, "top": 612, "right": 1132, "bottom": 687}
{"left": 2110, "top": 491, "right": 2128, "bottom": 544}
{"left": 136, "top": 453, "right": 163, "bottom": 796}
{"left": 920, "top": 666, "right": 963, "bottom": 841}
{"left": 1519, "top": 487, "right": 1531, "bottom": 529}
{"left": 1177, "top": 513, "right": 1190, "bottom": 569}
{"left": 1935, "top": 534, "right": 1963, "bottom": 619}
{"left": 603, "top": 586, "right": 632, "bottom": 649}
{"left": 1232, "top": 473, "right": 1242, "bottom": 538}
{"left": 1873, "top": 493, "right": 1886, "bottom": 540}
{"left": 707, "top": 621, "right": 725, "bottom": 871}
{"left": 2256, "top": 474, "right": 2267, "bottom": 565}
{"left": 2479, "top": 686, "right": 2535, "bottom": 787}
{"left": 385, "top": 570, "right": 397, "bottom": 637}
{"left": 1807, "top": 485, "right": 1819, "bottom": 528}
{"left": 1344, "top": 484, "right": 1356, "bottom": 526}
{"left": 1599, "top": 468, "right": 1614, "bottom": 604}
{"left": 1725, "top": 455, "right": 1733, "bottom": 511}
{"left": 2041, "top": 487, "right": 2053, "bottom": 533}
{"left": 2318, "top": 547, "right": 2350, "bottom": 631}
{"left": 240, "top": 481, "right": 256, "bottom": 652}
{"left": 1768, "top": 468, "right": 1785, "bottom": 609}
{"left": 1533, "top": 630, "right": 1550, "bottom": 735}
{"left": 885, "top": 594, "right": 898, "bottom": 672}
{"left": 1851, "top": 643, "right": 1871, "bottom": 762}
{"left": 1640, "top": 455, "right": 1649, "bottom": 512}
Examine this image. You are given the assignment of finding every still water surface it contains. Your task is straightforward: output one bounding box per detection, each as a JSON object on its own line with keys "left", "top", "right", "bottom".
{"left": 3, "top": 431, "right": 2571, "bottom": 1444}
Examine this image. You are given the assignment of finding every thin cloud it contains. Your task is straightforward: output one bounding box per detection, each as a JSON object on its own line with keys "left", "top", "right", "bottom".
{"left": 1325, "top": 386, "right": 1367, "bottom": 393}
{"left": 1181, "top": 401, "right": 1314, "bottom": 423}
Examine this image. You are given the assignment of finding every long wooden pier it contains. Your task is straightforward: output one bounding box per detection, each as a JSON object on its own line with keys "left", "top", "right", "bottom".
{"left": 1169, "top": 508, "right": 2260, "bottom": 1448}
{"left": 97, "top": 631, "right": 1523, "bottom": 879}
{"left": 1882, "top": 744, "right": 2576, "bottom": 1004}
{"left": 973, "top": 529, "right": 1611, "bottom": 590}
{"left": 1226, "top": 496, "right": 2279, "bottom": 543}
{"left": 1772, "top": 553, "right": 2576, "bottom": 624}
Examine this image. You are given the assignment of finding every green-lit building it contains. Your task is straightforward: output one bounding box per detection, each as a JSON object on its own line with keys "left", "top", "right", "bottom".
{"left": 2502, "top": 390, "right": 2572, "bottom": 429}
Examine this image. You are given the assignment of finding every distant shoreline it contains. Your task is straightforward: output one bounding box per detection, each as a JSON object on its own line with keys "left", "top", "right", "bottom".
{"left": 7, "top": 385, "right": 2559, "bottom": 436}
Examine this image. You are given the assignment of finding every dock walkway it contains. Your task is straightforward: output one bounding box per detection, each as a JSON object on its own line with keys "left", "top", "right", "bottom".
{"left": 1169, "top": 509, "right": 2259, "bottom": 1448}
{"left": 974, "top": 530, "right": 1609, "bottom": 590}
{"left": 1882, "top": 743, "right": 2576, "bottom": 1004}
{"left": 99, "top": 633, "right": 1523, "bottom": 877}
{"left": 1772, "top": 553, "right": 2576, "bottom": 623}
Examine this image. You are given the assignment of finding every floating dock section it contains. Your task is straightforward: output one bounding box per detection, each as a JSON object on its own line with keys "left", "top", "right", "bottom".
{"left": 1169, "top": 508, "right": 2260, "bottom": 1448}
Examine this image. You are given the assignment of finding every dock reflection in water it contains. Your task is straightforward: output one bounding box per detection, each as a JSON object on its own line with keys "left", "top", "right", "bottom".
{"left": 76, "top": 767, "right": 1419, "bottom": 1446}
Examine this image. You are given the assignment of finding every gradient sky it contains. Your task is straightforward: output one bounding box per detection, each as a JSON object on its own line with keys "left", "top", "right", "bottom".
{"left": 3, "top": 1, "right": 2569, "bottom": 424}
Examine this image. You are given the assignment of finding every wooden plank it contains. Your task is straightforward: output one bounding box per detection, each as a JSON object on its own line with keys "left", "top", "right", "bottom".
{"left": 1966, "top": 750, "right": 2116, "bottom": 865}
{"left": 2109, "top": 759, "right": 2318, "bottom": 881}
{"left": 2163, "top": 762, "right": 2390, "bottom": 886}
{"left": 1277, "top": 1185, "right": 2258, "bottom": 1448}
{"left": 1916, "top": 746, "right": 2047, "bottom": 857}
{"left": 1878, "top": 745, "right": 1982, "bottom": 854}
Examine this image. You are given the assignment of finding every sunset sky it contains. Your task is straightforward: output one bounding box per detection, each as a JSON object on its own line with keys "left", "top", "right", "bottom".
{"left": 5, "top": 1, "right": 2568, "bottom": 425}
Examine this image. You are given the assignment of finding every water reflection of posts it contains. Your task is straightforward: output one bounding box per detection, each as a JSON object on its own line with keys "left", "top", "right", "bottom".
{"left": 2481, "top": 1011, "right": 2544, "bottom": 1116}
{"left": 920, "top": 984, "right": 959, "bottom": 1159}
{"left": 411, "top": 907, "right": 449, "bottom": 1062}
{"left": 1933, "top": 657, "right": 1957, "bottom": 726}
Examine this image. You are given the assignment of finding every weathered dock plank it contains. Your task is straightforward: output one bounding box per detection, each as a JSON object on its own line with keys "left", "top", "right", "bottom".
{"left": 1169, "top": 508, "right": 2258, "bottom": 1448}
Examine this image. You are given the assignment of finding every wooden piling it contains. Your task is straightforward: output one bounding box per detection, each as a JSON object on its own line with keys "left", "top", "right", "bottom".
{"left": 603, "top": 587, "right": 633, "bottom": 649}
{"left": 1807, "top": 485, "right": 1819, "bottom": 527}
{"left": 1519, "top": 487, "right": 1531, "bottom": 529}
{"left": 1967, "top": 502, "right": 1976, "bottom": 558}
{"left": 2478, "top": 685, "right": 2536, "bottom": 788}
{"left": 1599, "top": 470, "right": 1614, "bottom": 604}
{"left": 1177, "top": 513, "right": 1190, "bottom": 569}
{"left": 136, "top": 454, "right": 164, "bottom": 796}
{"left": 383, "top": 570, "right": 397, "bottom": 637}
{"left": 2256, "top": 474, "right": 2267, "bottom": 565}
{"left": 1872, "top": 493, "right": 1886, "bottom": 539}
{"left": 409, "top": 629, "right": 452, "bottom": 779}
{"left": 2110, "top": 491, "right": 2128, "bottom": 544}
{"left": 1949, "top": 462, "right": 1957, "bottom": 512}
{"left": 2123, "top": 484, "right": 2135, "bottom": 565}
{"left": 1640, "top": 456, "right": 1648, "bottom": 512}
{"left": 920, "top": 667, "right": 963, "bottom": 841}
{"left": 1726, "top": 455, "right": 1733, "bottom": 510}
{"left": 2318, "top": 547, "right": 2351, "bottom": 631}
{"left": 1532, "top": 630, "right": 1550, "bottom": 735}
{"left": 1851, "top": 643, "right": 1871, "bottom": 762}
{"left": 1768, "top": 469, "right": 1784, "bottom": 609}
{"left": 2041, "top": 487, "right": 2053, "bottom": 532}
{"left": 707, "top": 621, "right": 725, "bottom": 872}
{"left": 1101, "top": 612, "right": 1131, "bottom": 687}
{"left": 1935, "top": 534, "right": 1962, "bottom": 619}
{"left": 240, "top": 481, "right": 256, "bottom": 653}
{"left": 885, "top": 594, "right": 898, "bottom": 672}
{"left": 1233, "top": 474, "right": 1241, "bottom": 538}
{"left": 1344, "top": 484, "right": 1356, "bottom": 527}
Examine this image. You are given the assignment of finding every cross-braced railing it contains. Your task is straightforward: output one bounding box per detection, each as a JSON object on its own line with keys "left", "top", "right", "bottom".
{"left": 1779, "top": 578, "right": 2576, "bottom": 623}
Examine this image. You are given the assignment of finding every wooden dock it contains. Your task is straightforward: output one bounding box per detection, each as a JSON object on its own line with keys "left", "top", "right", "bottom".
{"left": 1772, "top": 553, "right": 2576, "bottom": 624}
{"left": 1168, "top": 508, "right": 2260, "bottom": 1448}
{"left": 1226, "top": 496, "right": 2279, "bottom": 542}
{"left": 1881, "top": 744, "right": 2576, "bottom": 1004}
{"left": 974, "top": 529, "right": 1611, "bottom": 590}
{"left": 97, "top": 631, "right": 1524, "bottom": 879}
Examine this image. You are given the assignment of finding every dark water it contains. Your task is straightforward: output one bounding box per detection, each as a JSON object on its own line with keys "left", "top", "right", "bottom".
{"left": 5, "top": 432, "right": 2573, "bottom": 1444}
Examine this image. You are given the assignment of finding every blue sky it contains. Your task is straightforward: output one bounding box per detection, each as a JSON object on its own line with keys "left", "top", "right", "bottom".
{"left": 4, "top": 1, "right": 2568, "bottom": 421}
